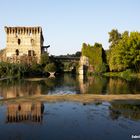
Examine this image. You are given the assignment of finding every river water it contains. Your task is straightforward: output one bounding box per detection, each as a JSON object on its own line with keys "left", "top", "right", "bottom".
{"left": 0, "top": 74, "right": 140, "bottom": 98}
{"left": 0, "top": 74, "right": 140, "bottom": 140}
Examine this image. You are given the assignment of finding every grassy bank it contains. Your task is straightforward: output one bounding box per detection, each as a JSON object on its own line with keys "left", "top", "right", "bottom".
{"left": 1, "top": 94, "right": 140, "bottom": 104}
{"left": 103, "top": 70, "right": 140, "bottom": 80}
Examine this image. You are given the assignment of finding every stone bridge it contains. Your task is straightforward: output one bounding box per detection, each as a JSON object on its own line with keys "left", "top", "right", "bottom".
{"left": 54, "top": 56, "right": 80, "bottom": 62}
{"left": 54, "top": 56, "right": 80, "bottom": 73}
{"left": 54, "top": 56, "right": 89, "bottom": 75}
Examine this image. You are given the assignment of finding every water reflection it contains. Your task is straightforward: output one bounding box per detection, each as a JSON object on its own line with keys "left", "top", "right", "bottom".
{"left": 0, "top": 101, "right": 139, "bottom": 140}
{"left": 79, "top": 76, "right": 108, "bottom": 94}
{"left": 78, "top": 75, "right": 89, "bottom": 93}
{"left": 0, "top": 80, "right": 42, "bottom": 99}
{"left": 109, "top": 102, "right": 140, "bottom": 121}
{"left": 108, "top": 78, "right": 131, "bottom": 94}
{"left": 79, "top": 76, "right": 140, "bottom": 94}
{"left": 4, "top": 101, "right": 140, "bottom": 124}
{"left": 6, "top": 102, "right": 44, "bottom": 123}
{"left": 108, "top": 78, "right": 140, "bottom": 94}
{"left": 0, "top": 74, "right": 140, "bottom": 99}
{"left": 43, "top": 74, "right": 79, "bottom": 94}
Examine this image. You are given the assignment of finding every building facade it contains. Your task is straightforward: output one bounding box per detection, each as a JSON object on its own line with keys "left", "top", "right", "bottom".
{"left": 4, "top": 26, "right": 45, "bottom": 63}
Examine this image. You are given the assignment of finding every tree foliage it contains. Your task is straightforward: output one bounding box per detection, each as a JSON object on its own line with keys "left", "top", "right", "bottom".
{"left": 108, "top": 29, "right": 122, "bottom": 49}
{"left": 44, "top": 63, "right": 56, "bottom": 72}
{"left": 82, "top": 42, "right": 107, "bottom": 73}
{"left": 0, "top": 62, "right": 29, "bottom": 78}
{"left": 108, "top": 30, "right": 140, "bottom": 72}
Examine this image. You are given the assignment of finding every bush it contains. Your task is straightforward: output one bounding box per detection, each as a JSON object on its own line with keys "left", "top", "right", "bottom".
{"left": 95, "top": 63, "right": 108, "bottom": 73}
{"left": 0, "top": 62, "right": 29, "bottom": 78}
{"left": 27, "top": 64, "right": 43, "bottom": 76}
{"left": 44, "top": 63, "right": 56, "bottom": 72}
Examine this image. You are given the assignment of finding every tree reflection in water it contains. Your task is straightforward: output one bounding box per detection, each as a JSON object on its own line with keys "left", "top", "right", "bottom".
{"left": 0, "top": 74, "right": 140, "bottom": 98}
{"left": 78, "top": 75, "right": 108, "bottom": 94}
{"left": 108, "top": 78, "right": 130, "bottom": 94}
{"left": 79, "top": 75, "right": 140, "bottom": 94}
{"left": 109, "top": 103, "right": 140, "bottom": 121}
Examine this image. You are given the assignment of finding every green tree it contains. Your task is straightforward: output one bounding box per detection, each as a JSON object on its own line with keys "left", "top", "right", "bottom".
{"left": 109, "top": 31, "right": 140, "bottom": 72}
{"left": 108, "top": 29, "right": 121, "bottom": 49}
{"left": 75, "top": 51, "right": 81, "bottom": 57}
{"left": 44, "top": 63, "right": 56, "bottom": 72}
{"left": 81, "top": 42, "right": 107, "bottom": 73}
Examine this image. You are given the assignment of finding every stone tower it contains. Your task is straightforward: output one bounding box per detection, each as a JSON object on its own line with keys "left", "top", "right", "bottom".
{"left": 4, "top": 26, "right": 45, "bottom": 63}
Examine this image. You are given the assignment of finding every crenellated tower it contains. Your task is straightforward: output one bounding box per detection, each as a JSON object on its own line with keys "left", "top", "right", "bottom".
{"left": 4, "top": 26, "right": 45, "bottom": 63}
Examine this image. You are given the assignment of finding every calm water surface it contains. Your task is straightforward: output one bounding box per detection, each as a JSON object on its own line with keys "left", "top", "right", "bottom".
{"left": 0, "top": 74, "right": 140, "bottom": 140}
{"left": 0, "top": 74, "right": 140, "bottom": 99}
{"left": 0, "top": 101, "right": 140, "bottom": 140}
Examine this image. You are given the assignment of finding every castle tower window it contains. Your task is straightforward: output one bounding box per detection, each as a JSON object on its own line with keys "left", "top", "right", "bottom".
{"left": 31, "top": 39, "right": 34, "bottom": 45}
{"left": 16, "top": 49, "right": 19, "bottom": 56}
{"left": 28, "top": 50, "right": 35, "bottom": 56}
{"left": 28, "top": 50, "right": 31, "bottom": 56}
{"left": 18, "top": 39, "right": 21, "bottom": 45}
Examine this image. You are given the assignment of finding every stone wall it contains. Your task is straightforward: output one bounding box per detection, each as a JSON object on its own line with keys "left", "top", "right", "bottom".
{"left": 4, "top": 26, "right": 44, "bottom": 63}
{"left": 78, "top": 56, "right": 89, "bottom": 75}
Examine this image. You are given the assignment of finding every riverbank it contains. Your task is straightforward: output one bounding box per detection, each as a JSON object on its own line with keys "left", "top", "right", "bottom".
{"left": 103, "top": 71, "right": 140, "bottom": 80}
{"left": 1, "top": 94, "right": 140, "bottom": 104}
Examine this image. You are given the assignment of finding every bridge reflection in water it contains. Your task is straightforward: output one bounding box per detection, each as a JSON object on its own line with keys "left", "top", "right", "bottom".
{"left": 6, "top": 102, "right": 44, "bottom": 123}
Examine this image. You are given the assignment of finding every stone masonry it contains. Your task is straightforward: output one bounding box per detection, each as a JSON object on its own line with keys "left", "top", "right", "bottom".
{"left": 4, "top": 26, "right": 45, "bottom": 63}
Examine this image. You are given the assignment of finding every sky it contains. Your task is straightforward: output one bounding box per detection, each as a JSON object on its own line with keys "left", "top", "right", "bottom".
{"left": 0, "top": 0, "right": 140, "bottom": 55}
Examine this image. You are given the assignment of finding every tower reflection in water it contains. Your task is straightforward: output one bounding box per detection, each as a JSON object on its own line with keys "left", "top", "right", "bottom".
{"left": 6, "top": 102, "right": 44, "bottom": 123}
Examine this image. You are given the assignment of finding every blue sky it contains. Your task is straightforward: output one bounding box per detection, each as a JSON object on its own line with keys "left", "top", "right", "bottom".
{"left": 0, "top": 0, "right": 140, "bottom": 55}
